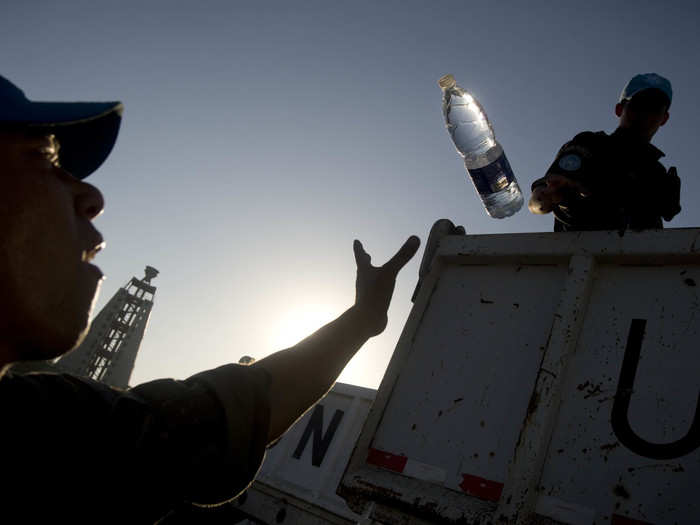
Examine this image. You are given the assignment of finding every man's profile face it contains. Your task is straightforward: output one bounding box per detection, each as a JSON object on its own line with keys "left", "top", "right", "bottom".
{"left": 0, "top": 130, "right": 105, "bottom": 362}
{"left": 615, "top": 89, "right": 670, "bottom": 141}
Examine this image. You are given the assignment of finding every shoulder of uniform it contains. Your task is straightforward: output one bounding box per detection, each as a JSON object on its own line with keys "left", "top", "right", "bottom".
{"left": 570, "top": 130, "right": 608, "bottom": 145}
{"left": 555, "top": 131, "right": 607, "bottom": 157}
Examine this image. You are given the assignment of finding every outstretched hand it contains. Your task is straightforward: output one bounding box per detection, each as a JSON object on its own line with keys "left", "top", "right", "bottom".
{"left": 353, "top": 236, "right": 420, "bottom": 337}
{"left": 542, "top": 174, "right": 592, "bottom": 204}
{"left": 529, "top": 174, "right": 592, "bottom": 214}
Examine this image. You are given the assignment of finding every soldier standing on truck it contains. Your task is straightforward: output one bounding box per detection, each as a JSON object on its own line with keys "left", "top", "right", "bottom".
{"left": 528, "top": 73, "right": 681, "bottom": 233}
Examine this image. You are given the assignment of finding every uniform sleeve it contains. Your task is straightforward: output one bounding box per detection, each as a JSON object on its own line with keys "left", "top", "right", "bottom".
{"left": 543, "top": 132, "right": 622, "bottom": 230}
{"left": 131, "top": 364, "right": 271, "bottom": 506}
{"left": 545, "top": 132, "right": 600, "bottom": 184}
{"left": 1, "top": 367, "right": 271, "bottom": 520}
{"left": 532, "top": 133, "right": 598, "bottom": 192}
{"left": 187, "top": 364, "right": 271, "bottom": 505}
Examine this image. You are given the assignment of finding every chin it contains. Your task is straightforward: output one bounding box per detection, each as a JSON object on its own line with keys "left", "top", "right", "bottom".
{"left": 68, "top": 324, "right": 91, "bottom": 352}
{"left": 25, "top": 316, "right": 92, "bottom": 363}
{"left": 62, "top": 317, "right": 92, "bottom": 353}
{"left": 7, "top": 284, "right": 98, "bottom": 364}
{"left": 12, "top": 342, "right": 72, "bottom": 364}
{"left": 37, "top": 334, "right": 83, "bottom": 361}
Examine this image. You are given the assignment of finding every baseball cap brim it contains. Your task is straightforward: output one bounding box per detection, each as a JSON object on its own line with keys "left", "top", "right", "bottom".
{"left": 0, "top": 74, "right": 123, "bottom": 179}
{"left": 17, "top": 101, "right": 123, "bottom": 180}
{"left": 619, "top": 73, "right": 672, "bottom": 110}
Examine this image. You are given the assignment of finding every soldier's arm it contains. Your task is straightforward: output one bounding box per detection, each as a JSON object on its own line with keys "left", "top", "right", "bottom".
{"left": 528, "top": 178, "right": 554, "bottom": 214}
{"left": 529, "top": 133, "right": 599, "bottom": 219}
{"left": 252, "top": 236, "right": 419, "bottom": 443}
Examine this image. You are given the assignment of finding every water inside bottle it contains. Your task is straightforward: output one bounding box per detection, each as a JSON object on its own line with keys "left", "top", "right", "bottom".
{"left": 481, "top": 181, "right": 524, "bottom": 218}
{"left": 465, "top": 145, "right": 523, "bottom": 218}
{"left": 443, "top": 87, "right": 495, "bottom": 157}
{"left": 439, "top": 76, "right": 524, "bottom": 218}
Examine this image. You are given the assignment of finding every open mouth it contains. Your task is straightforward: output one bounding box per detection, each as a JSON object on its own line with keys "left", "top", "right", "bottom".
{"left": 81, "top": 242, "right": 105, "bottom": 279}
{"left": 81, "top": 243, "right": 104, "bottom": 264}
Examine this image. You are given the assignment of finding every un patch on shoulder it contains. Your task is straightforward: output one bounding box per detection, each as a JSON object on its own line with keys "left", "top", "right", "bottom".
{"left": 558, "top": 154, "right": 582, "bottom": 171}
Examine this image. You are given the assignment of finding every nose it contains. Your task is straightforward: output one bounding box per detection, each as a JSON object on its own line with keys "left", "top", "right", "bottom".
{"left": 74, "top": 180, "right": 105, "bottom": 220}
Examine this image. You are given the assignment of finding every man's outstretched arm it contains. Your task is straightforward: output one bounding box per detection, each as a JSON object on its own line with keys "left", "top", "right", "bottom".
{"left": 252, "top": 236, "right": 420, "bottom": 444}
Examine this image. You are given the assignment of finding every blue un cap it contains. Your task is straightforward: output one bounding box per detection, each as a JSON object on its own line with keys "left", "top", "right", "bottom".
{"left": 619, "top": 73, "right": 672, "bottom": 109}
{"left": 0, "top": 75, "right": 123, "bottom": 179}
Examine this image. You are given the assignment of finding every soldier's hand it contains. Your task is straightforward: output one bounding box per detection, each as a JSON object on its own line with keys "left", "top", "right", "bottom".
{"left": 353, "top": 236, "right": 420, "bottom": 337}
{"left": 544, "top": 174, "right": 591, "bottom": 202}
{"left": 529, "top": 174, "right": 592, "bottom": 215}
{"left": 528, "top": 185, "right": 555, "bottom": 214}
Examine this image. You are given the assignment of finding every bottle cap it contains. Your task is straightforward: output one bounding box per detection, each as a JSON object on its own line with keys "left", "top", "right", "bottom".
{"left": 438, "top": 74, "right": 456, "bottom": 90}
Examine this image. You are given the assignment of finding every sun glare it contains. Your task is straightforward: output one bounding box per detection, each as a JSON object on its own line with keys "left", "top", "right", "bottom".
{"left": 268, "top": 304, "right": 339, "bottom": 350}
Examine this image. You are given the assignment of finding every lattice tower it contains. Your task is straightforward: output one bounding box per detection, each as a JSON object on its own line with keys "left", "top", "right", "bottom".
{"left": 55, "top": 266, "right": 159, "bottom": 388}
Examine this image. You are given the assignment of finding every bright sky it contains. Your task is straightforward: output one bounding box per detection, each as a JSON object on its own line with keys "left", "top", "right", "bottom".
{"left": 4, "top": 1, "right": 699, "bottom": 389}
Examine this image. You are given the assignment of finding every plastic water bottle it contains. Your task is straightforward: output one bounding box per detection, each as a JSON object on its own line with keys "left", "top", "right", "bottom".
{"left": 438, "top": 74, "right": 523, "bottom": 218}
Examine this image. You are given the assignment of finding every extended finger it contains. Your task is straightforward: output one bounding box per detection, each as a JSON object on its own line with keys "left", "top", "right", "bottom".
{"left": 384, "top": 236, "right": 420, "bottom": 274}
{"left": 353, "top": 239, "right": 371, "bottom": 269}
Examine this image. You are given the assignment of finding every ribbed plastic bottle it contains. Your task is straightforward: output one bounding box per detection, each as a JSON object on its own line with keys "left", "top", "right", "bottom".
{"left": 438, "top": 74, "right": 523, "bottom": 218}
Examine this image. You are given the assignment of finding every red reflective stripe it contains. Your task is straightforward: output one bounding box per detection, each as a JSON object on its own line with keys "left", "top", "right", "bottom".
{"left": 459, "top": 473, "right": 504, "bottom": 502}
{"left": 366, "top": 448, "right": 408, "bottom": 473}
{"left": 611, "top": 515, "right": 653, "bottom": 525}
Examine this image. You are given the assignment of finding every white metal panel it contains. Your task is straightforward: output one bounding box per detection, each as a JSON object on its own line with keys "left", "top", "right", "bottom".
{"left": 233, "top": 483, "right": 358, "bottom": 525}
{"left": 537, "top": 264, "right": 700, "bottom": 524}
{"left": 497, "top": 255, "right": 597, "bottom": 522}
{"left": 339, "top": 228, "right": 700, "bottom": 525}
{"left": 372, "top": 262, "right": 567, "bottom": 494}
{"left": 238, "top": 382, "right": 376, "bottom": 523}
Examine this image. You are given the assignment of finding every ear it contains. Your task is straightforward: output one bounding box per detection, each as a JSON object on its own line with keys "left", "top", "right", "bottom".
{"left": 615, "top": 102, "right": 624, "bottom": 117}
{"left": 660, "top": 111, "right": 669, "bottom": 127}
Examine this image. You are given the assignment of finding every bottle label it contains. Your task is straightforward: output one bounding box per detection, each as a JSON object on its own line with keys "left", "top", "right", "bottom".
{"left": 467, "top": 152, "right": 516, "bottom": 195}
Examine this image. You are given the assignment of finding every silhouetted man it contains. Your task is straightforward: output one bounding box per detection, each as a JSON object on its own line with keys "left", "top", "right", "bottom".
{"left": 529, "top": 73, "right": 681, "bottom": 232}
{"left": 0, "top": 75, "right": 419, "bottom": 524}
